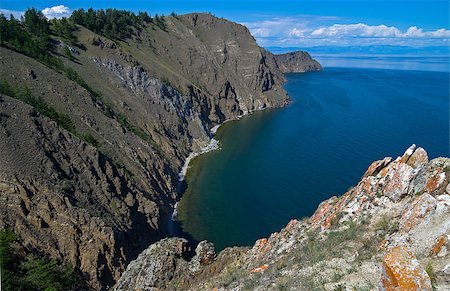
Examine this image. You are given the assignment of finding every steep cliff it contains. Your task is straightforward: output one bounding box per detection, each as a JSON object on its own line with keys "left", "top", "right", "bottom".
{"left": 275, "top": 51, "right": 322, "bottom": 73}
{"left": 0, "top": 12, "right": 291, "bottom": 289}
{"left": 116, "top": 145, "right": 450, "bottom": 290}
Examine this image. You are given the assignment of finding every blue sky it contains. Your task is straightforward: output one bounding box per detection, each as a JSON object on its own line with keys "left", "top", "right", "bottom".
{"left": 1, "top": 0, "right": 449, "bottom": 48}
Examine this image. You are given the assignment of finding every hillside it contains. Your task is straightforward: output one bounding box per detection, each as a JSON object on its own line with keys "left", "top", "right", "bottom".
{"left": 274, "top": 51, "right": 322, "bottom": 73}
{"left": 115, "top": 145, "right": 450, "bottom": 290}
{"left": 0, "top": 10, "right": 305, "bottom": 289}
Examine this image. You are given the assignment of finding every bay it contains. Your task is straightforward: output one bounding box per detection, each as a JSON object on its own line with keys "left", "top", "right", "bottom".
{"left": 176, "top": 66, "right": 450, "bottom": 251}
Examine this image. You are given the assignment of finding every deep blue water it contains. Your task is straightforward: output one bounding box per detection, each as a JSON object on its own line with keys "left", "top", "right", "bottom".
{"left": 314, "top": 55, "right": 450, "bottom": 72}
{"left": 176, "top": 67, "right": 450, "bottom": 251}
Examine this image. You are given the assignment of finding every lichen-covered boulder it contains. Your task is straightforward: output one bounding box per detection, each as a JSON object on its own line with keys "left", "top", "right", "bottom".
{"left": 379, "top": 246, "right": 432, "bottom": 290}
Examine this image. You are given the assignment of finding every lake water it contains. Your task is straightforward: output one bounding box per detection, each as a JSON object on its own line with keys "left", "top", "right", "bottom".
{"left": 175, "top": 66, "right": 450, "bottom": 251}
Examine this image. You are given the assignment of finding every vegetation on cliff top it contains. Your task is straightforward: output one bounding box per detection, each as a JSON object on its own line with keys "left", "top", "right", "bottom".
{"left": 0, "top": 8, "right": 160, "bottom": 150}
{"left": 70, "top": 8, "right": 158, "bottom": 39}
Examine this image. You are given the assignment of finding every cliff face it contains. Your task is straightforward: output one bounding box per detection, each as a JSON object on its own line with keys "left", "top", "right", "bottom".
{"left": 274, "top": 51, "right": 322, "bottom": 73}
{"left": 0, "top": 13, "right": 291, "bottom": 289}
{"left": 115, "top": 145, "right": 450, "bottom": 290}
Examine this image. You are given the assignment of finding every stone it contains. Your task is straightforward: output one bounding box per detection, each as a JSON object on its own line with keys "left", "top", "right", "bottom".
{"left": 194, "top": 241, "right": 216, "bottom": 265}
{"left": 399, "top": 193, "right": 437, "bottom": 232}
{"left": 365, "top": 157, "right": 393, "bottom": 177}
{"left": 310, "top": 200, "right": 333, "bottom": 225}
{"left": 250, "top": 264, "right": 269, "bottom": 273}
{"left": 285, "top": 219, "right": 298, "bottom": 231}
{"left": 253, "top": 238, "right": 269, "bottom": 252}
{"left": 383, "top": 163, "right": 415, "bottom": 202}
{"left": 406, "top": 147, "right": 428, "bottom": 168}
{"left": 424, "top": 172, "right": 446, "bottom": 193}
{"left": 114, "top": 238, "right": 189, "bottom": 291}
{"left": 431, "top": 235, "right": 446, "bottom": 256}
{"left": 443, "top": 264, "right": 450, "bottom": 275}
{"left": 379, "top": 246, "right": 432, "bottom": 290}
{"left": 398, "top": 144, "right": 417, "bottom": 164}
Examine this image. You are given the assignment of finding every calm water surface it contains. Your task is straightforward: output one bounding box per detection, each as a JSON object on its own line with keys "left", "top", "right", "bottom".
{"left": 176, "top": 67, "right": 450, "bottom": 251}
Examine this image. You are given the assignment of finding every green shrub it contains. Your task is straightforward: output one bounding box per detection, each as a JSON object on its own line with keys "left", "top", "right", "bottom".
{"left": 1, "top": 229, "right": 78, "bottom": 290}
{"left": 376, "top": 215, "right": 398, "bottom": 235}
{"left": 425, "top": 261, "right": 436, "bottom": 289}
{"left": 81, "top": 133, "right": 100, "bottom": 147}
{"left": 0, "top": 81, "right": 76, "bottom": 133}
{"left": 63, "top": 46, "right": 75, "bottom": 61}
{"left": 21, "top": 254, "right": 76, "bottom": 291}
{"left": 299, "top": 221, "right": 361, "bottom": 265}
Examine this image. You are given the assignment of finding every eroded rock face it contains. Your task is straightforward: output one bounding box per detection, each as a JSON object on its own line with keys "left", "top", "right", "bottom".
{"left": 0, "top": 96, "right": 163, "bottom": 289}
{"left": 116, "top": 146, "right": 449, "bottom": 290}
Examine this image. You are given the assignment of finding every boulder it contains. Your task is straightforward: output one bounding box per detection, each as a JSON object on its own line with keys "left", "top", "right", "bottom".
{"left": 379, "top": 246, "right": 432, "bottom": 290}
{"left": 114, "top": 238, "right": 190, "bottom": 291}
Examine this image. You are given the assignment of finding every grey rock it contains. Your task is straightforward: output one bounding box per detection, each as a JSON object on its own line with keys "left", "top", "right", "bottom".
{"left": 114, "top": 238, "right": 189, "bottom": 291}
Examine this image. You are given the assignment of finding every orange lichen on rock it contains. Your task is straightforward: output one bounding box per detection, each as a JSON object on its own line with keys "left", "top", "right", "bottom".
{"left": 424, "top": 172, "right": 446, "bottom": 193}
{"left": 322, "top": 213, "right": 336, "bottom": 229}
{"left": 399, "top": 194, "right": 436, "bottom": 232}
{"left": 285, "top": 219, "right": 298, "bottom": 231}
{"left": 310, "top": 201, "right": 332, "bottom": 224}
{"left": 252, "top": 237, "right": 272, "bottom": 258}
{"left": 250, "top": 264, "right": 269, "bottom": 273}
{"left": 431, "top": 235, "right": 446, "bottom": 255}
{"left": 406, "top": 147, "right": 428, "bottom": 168}
{"left": 361, "top": 178, "right": 375, "bottom": 195}
{"left": 365, "top": 157, "right": 392, "bottom": 177}
{"left": 378, "top": 239, "right": 389, "bottom": 250}
{"left": 380, "top": 246, "right": 432, "bottom": 291}
{"left": 379, "top": 166, "right": 391, "bottom": 178}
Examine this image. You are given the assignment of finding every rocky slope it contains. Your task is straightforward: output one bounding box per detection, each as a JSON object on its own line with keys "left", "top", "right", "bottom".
{"left": 274, "top": 51, "right": 322, "bottom": 73}
{"left": 0, "top": 12, "right": 299, "bottom": 289}
{"left": 115, "top": 145, "right": 450, "bottom": 290}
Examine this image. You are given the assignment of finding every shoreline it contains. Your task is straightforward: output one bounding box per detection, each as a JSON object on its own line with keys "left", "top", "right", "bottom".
{"left": 172, "top": 105, "right": 279, "bottom": 221}
{"left": 177, "top": 108, "right": 258, "bottom": 182}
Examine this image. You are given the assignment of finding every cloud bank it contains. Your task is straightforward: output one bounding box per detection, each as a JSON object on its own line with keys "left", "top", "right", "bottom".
{"left": 311, "top": 23, "right": 450, "bottom": 38}
{"left": 242, "top": 16, "right": 450, "bottom": 47}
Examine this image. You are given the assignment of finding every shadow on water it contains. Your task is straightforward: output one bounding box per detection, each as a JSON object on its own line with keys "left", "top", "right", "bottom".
{"left": 166, "top": 179, "right": 200, "bottom": 249}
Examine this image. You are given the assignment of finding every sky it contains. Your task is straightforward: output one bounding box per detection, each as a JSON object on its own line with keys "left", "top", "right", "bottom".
{"left": 1, "top": 0, "right": 449, "bottom": 48}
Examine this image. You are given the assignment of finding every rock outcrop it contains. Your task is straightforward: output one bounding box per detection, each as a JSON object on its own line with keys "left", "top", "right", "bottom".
{"left": 274, "top": 51, "right": 322, "bottom": 73}
{"left": 116, "top": 145, "right": 449, "bottom": 290}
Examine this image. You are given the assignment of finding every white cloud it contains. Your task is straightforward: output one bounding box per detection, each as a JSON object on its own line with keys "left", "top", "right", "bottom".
{"left": 311, "top": 23, "right": 401, "bottom": 37}
{"left": 42, "top": 5, "right": 72, "bottom": 19}
{"left": 289, "top": 28, "right": 308, "bottom": 37}
{"left": 242, "top": 16, "right": 450, "bottom": 47}
{"left": 0, "top": 9, "right": 25, "bottom": 19}
{"left": 311, "top": 23, "right": 450, "bottom": 38}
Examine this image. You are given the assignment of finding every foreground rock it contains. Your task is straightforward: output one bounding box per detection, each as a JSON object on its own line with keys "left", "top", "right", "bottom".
{"left": 380, "top": 246, "right": 432, "bottom": 290}
{"left": 274, "top": 51, "right": 322, "bottom": 73}
{"left": 116, "top": 145, "right": 449, "bottom": 290}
